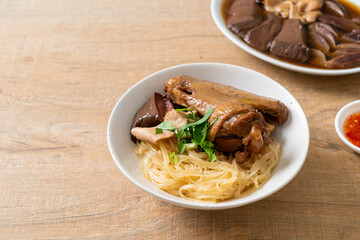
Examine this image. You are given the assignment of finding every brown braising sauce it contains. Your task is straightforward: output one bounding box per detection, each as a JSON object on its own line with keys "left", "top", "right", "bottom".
{"left": 340, "top": 0, "right": 360, "bottom": 17}
{"left": 222, "top": 0, "right": 360, "bottom": 69}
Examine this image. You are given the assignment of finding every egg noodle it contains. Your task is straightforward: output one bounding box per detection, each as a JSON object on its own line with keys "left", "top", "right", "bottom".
{"left": 134, "top": 139, "right": 281, "bottom": 203}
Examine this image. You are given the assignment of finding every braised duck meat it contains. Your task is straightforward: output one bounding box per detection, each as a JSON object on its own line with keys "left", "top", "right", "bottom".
{"left": 244, "top": 13, "right": 283, "bottom": 52}
{"left": 164, "top": 76, "right": 288, "bottom": 124}
{"left": 164, "top": 76, "right": 288, "bottom": 162}
{"left": 224, "top": 0, "right": 360, "bottom": 69}
{"left": 269, "top": 19, "right": 310, "bottom": 63}
{"left": 227, "top": 0, "right": 263, "bottom": 37}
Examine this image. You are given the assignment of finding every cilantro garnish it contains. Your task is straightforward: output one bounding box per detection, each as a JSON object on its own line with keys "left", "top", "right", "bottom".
{"left": 155, "top": 107, "right": 218, "bottom": 162}
{"left": 156, "top": 121, "right": 176, "bottom": 133}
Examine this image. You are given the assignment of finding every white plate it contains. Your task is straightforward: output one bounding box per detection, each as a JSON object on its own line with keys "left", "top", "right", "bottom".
{"left": 211, "top": 0, "right": 360, "bottom": 76}
{"left": 335, "top": 100, "right": 360, "bottom": 154}
{"left": 107, "top": 63, "right": 309, "bottom": 210}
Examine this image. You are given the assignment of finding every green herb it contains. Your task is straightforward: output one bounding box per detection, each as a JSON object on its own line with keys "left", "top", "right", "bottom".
{"left": 185, "top": 142, "right": 197, "bottom": 150}
{"left": 187, "top": 114, "right": 196, "bottom": 120}
{"left": 175, "top": 107, "right": 196, "bottom": 120}
{"left": 156, "top": 121, "right": 176, "bottom": 132}
{"left": 192, "top": 121, "right": 208, "bottom": 144}
{"left": 155, "top": 108, "right": 217, "bottom": 162}
{"left": 175, "top": 108, "right": 195, "bottom": 112}
{"left": 177, "top": 128, "right": 185, "bottom": 140}
{"left": 155, "top": 128, "right": 163, "bottom": 134}
{"left": 200, "top": 141, "right": 217, "bottom": 162}
{"left": 177, "top": 139, "right": 186, "bottom": 155}
{"left": 185, "top": 128, "right": 192, "bottom": 138}
{"left": 210, "top": 117, "right": 218, "bottom": 126}
{"left": 180, "top": 108, "right": 214, "bottom": 131}
{"left": 169, "top": 152, "right": 178, "bottom": 163}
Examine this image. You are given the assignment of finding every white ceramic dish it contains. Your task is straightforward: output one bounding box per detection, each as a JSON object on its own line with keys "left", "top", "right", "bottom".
{"left": 335, "top": 100, "right": 360, "bottom": 154}
{"left": 210, "top": 0, "right": 360, "bottom": 76}
{"left": 107, "top": 63, "right": 309, "bottom": 210}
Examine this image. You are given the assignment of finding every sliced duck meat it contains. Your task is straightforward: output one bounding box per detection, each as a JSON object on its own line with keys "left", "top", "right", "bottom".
{"left": 242, "top": 124, "right": 268, "bottom": 154}
{"left": 214, "top": 137, "right": 243, "bottom": 153}
{"left": 339, "top": 28, "right": 360, "bottom": 44}
{"left": 164, "top": 76, "right": 287, "bottom": 161}
{"left": 164, "top": 76, "right": 288, "bottom": 125}
{"left": 327, "top": 51, "right": 360, "bottom": 68}
{"left": 318, "top": 15, "right": 358, "bottom": 32}
{"left": 269, "top": 19, "right": 310, "bottom": 63}
{"left": 308, "top": 31, "right": 331, "bottom": 54}
{"left": 131, "top": 93, "right": 174, "bottom": 142}
{"left": 206, "top": 100, "right": 273, "bottom": 142}
{"left": 323, "top": 0, "right": 349, "bottom": 18}
{"left": 227, "top": 0, "right": 262, "bottom": 37}
{"left": 243, "top": 13, "right": 282, "bottom": 52}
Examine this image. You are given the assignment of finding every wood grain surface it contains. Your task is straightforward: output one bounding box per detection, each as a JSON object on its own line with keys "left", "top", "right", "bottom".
{"left": 0, "top": 0, "right": 359, "bottom": 239}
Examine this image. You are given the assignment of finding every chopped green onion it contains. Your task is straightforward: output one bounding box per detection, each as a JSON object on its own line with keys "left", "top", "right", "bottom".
{"left": 169, "top": 152, "right": 178, "bottom": 163}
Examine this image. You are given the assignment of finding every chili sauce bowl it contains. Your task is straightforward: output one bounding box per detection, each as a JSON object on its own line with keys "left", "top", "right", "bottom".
{"left": 335, "top": 100, "right": 360, "bottom": 154}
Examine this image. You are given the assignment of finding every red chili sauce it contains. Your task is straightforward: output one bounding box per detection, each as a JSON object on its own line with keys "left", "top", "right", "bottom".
{"left": 344, "top": 111, "right": 360, "bottom": 148}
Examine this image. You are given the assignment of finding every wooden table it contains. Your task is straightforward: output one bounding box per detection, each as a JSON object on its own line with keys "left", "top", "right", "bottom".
{"left": 1, "top": 0, "right": 359, "bottom": 239}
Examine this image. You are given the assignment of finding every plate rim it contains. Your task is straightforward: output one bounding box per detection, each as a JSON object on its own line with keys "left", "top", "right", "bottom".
{"left": 210, "top": 0, "right": 360, "bottom": 76}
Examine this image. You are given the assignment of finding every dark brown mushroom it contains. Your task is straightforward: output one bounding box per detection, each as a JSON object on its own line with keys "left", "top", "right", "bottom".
{"left": 130, "top": 93, "right": 174, "bottom": 142}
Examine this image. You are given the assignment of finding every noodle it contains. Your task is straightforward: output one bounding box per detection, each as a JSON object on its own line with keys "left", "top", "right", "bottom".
{"left": 134, "top": 139, "right": 281, "bottom": 203}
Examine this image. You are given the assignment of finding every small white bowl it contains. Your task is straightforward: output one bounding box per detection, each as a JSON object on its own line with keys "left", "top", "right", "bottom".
{"left": 210, "top": 0, "right": 360, "bottom": 76}
{"left": 107, "top": 63, "right": 309, "bottom": 210}
{"left": 335, "top": 100, "right": 360, "bottom": 154}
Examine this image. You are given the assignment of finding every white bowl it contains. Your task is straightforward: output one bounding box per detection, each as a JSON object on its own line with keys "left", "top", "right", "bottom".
{"left": 107, "top": 63, "right": 309, "bottom": 210}
{"left": 335, "top": 100, "right": 360, "bottom": 154}
{"left": 210, "top": 0, "right": 360, "bottom": 76}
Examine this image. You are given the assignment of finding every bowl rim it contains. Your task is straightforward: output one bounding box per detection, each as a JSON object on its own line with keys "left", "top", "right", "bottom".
{"left": 210, "top": 0, "right": 360, "bottom": 76}
{"left": 107, "top": 62, "right": 310, "bottom": 210}
{"left": 335, "top": 100, "right": 360, "bottom": 153}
